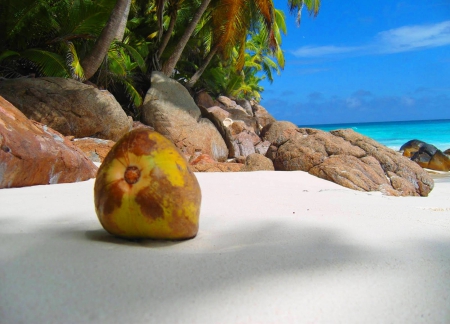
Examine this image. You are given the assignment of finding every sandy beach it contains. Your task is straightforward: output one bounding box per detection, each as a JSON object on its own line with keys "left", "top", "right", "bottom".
{"left": 1, "top": 171, "right": 449, "bottom": 323}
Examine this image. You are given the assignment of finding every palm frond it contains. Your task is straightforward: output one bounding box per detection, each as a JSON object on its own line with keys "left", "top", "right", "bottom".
{"left": 58, "top": 0, "right": 111, "bottom": 38}
{"left": 288, "top": 0, "right": 321, "bottom": 26}
{"left": 117, "top": 42, "right": 146, "bottom": 71}
{"left": 65, "top": 41, "right": 85, "bottom": 81}
{"left": 107, "top": 48, "right": 128, "bottom": 77}
{"left": 0, "top": 50, "right": 20, "bottom": 63}
{"left": 121, "top": 79, "right": 143, "bottom": 107}
{"left": 21, "top": 49, "right": 70, "bottom": 77}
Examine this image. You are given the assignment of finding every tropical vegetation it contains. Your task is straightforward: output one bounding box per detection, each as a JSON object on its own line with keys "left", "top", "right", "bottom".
{"left": 0, "top": 0, "right": 320, "bottom": 119}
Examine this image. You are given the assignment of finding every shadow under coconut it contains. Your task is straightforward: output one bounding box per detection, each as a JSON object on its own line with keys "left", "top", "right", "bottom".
{"left": 84, "top": 229, "right": 187, "bottom": 248}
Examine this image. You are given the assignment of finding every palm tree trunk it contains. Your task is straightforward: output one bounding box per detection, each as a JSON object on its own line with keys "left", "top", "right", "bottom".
{"left": 157, "top": 10, "right": 178, "bottom": 60}
{"left": 185, "top": 43, "right": 219, "bottom": 89}
{"left": 156, "top": 0, "right": 167, "bottom": 40}
{"left": 161, "top": 0, "right": 212, "bottom": 76}
{"left": 81, "top": 0, "right": 131, "bottom": 80}
{"left": 114, "top": 0, "right": 131, "bottom": 41}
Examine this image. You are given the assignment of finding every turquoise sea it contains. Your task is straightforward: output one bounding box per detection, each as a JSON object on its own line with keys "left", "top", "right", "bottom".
{"left": 301, "top": 119, "right": 450, "bottom": 152}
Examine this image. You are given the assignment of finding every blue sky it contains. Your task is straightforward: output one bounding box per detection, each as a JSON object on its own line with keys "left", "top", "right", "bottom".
{"left": 260, "top": 0, "right": 450, "bottom": 125}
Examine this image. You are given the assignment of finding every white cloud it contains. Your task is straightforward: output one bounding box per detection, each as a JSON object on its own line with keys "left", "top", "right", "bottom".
{"left": 291, "top": 45, "right": 361, "bottom": 57}
{"left": 377, "top": 21, "right": 450, "bottom": 53}
{"left": 291, "top": 21, "right": 450, "bottom": 58}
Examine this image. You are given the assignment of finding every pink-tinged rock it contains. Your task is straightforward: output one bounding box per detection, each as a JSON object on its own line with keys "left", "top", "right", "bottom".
{"left": 229, "top": 120, "right": 250, "bottom": 136}
{"left": 251, "top": 102, "right": 276, "bottom": 129}
{"left": 206, "top": 106, "right": 230, "bottom": 122}
{"left": 226, "top": 109, "right": 258, "bottom": 132}
{"left": 190, "top": 162, "right": 244, "bottom": 172}
{"left": 72, "top": 138, "right": 115, "bottom": 163}
{"left": 217, "top": 96, "right": 237, "bottom": 109}
{"left": 235, "top": 130, "right": 261, "bottom": 146}
{"left": 132, "top": 121, "right": 154, "bottom": 132}
{"left": 0, "top": 96, "right": 97, "bottom": 188}
{"left": 255, "top": 141, "right": 271, "bottom": 155}
{"left": 188, "top": 152, "right": 244, "bottom": 172}
{"left": 236, "top": 99, "right": 254, "bottom": 116}
{"left": 261, "top": 121, "right": 299, "bottom": 146}
{"left": 233, "top": 105, "right": 249, "bottom": 115}
{"left": 232, "top": 131, "right": 262, "bottom": 157}
{"left": 189, "top": 153, "right": 217, "bottom": 165}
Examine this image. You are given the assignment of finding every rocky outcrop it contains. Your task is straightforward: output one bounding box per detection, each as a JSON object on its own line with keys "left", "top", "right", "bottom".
{"left": 264, "top": 122, "right": 433, "bottom": 196}
{"left": 241, "top": 153, "right": 274, "bottom": 171}
{"left": 232, "top": 130, "right": 261, "bottom": 157}
{"left": 72, "top": 138, "right": 115, "bottom": 163}
{"left": 236, "top": 99, "right": 254, "bottom": 117}
{"left": 199, "top": 104, "right": 266, "bottom": 160}
{"left": 0, "top": 96, "right": 97, "bottom": 188}
{"left": 195, "top": 90, "right": 217, "bottom": 108}
{"left": 198, "top": 105, "right": 236, "bottom": 158}
{"left": 141, "top": 72, "right": 228, "bottom": 161}
{"left": 132, "top": 121, "right": 155, "bottom": 132}
{"left": 261, "top": 121, "right": 299, "bottom": 146}
{"left": 231, "top": 109, "right": 258, "bottom": 131}
{"left": 192, "top": 90, "right": 271, "bottom": 160}
{"left": 188, "top": 154, "right": 243, "bottom": 172}
{"left": 426, "top": 151, "right": 450, "bottom": 171}
{"left": 400, "top": 139, "right": 450, "bottom": 171}
{"left": 400, "top": 140, "right": 438, "bottom": 158}
{"left": 190, "top": 162, "right": 244, "bottom": 172}
{"left": 255, "top": 141, "right": 271, "bottom": 155}
{"left": 206, "top": 106, "right": 230, "bottom": 122}
{"left": 251, "top": 102, "right": 276, "bottom": 130}
{"left": 0, "top": 77, "right": 132, "bottom": 141}
{"left": 217, "top": 96, "right": 238, "bottom": 109}
{"left": 331, "top": 129, "right": 433, "bottom": 196}
{"left": 52, "top": 122, "right": 155, "bottom": 164}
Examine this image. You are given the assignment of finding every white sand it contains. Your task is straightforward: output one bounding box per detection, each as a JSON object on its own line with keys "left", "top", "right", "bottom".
{"left": 1, "top": 171, "right": 449, "bottom": 323}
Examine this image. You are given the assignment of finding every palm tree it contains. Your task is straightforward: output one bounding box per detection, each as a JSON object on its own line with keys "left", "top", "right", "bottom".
{"left": 184, "top": 0, "right": 277, "bottom": 89}
{"left": 161, "top": 0, "right": 211, "bottom": 76}
{"left": 155, "top": 0, "right": 185, "bottom": 60}
{"left": 0, "top": 0, "right": 146, "bottom": 114}
{"left": 287, "top": 0, "right": 320, "bottom": 25}
{"left": 114, "top": 0, "right": 132, "bottom": 41}
{"left": 81, "top": 0, "right": 131, "bottom": 80}
{"left": 0, "top": 0, "right": 116, "bottom": 79}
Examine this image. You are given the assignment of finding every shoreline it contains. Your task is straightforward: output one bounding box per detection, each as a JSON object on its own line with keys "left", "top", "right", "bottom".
{"left": 427, "top": 169, "right": 450, "bottom": 183}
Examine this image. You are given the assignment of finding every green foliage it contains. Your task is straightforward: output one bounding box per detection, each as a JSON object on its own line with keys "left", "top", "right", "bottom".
{"left": 0, "top": 0, "right": 319, "bottom": 117}
{"left": 21, "top": 49, "right": 70, "bottom": 77}
{"left": 0, "top": 0, "right": 146, "bottom": 118}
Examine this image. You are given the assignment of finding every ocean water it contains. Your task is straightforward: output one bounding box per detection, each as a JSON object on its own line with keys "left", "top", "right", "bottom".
{"left": 302, "top": 119, "right": 450, "bottom": 152}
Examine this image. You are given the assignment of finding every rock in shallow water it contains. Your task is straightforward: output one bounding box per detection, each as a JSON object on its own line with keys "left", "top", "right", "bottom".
{"left": 400, "top": 139, "right": 438, "bottom": 158}
{"left": 400, "top": 139, "right": 450, "bottom": 172}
